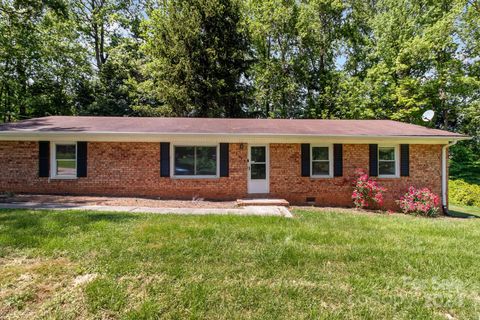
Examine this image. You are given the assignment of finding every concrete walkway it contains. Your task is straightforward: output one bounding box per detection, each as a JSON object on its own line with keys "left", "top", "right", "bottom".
{"left": 0, "top": 202, "right": 293, "bottom": 218}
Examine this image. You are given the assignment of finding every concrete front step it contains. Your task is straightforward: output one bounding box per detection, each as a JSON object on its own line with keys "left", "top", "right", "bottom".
{"left": 236, "top": 198, "right": 290, "bottom": 207}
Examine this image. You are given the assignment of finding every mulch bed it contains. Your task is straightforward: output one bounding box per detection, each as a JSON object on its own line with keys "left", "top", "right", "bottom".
{"left": 0, "top": 194, "right": 237, "bottom": 208}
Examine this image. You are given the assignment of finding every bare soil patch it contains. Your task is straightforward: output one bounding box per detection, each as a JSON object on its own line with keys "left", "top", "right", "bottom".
{"left": 0, "top": 256, "right": 85, "bottom": 319}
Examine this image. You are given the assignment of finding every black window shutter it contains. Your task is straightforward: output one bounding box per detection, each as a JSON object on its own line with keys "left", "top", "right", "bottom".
{"left": 301, "top": 143, "right": 310, "bottom": 177}
{"left": 77, "top": 142, "right": 88, "bottom": 177}
{"left": 219, "top": 143, "right": 229, "bottom": 177}
{"left": 369, "top": 144, "right": 378, "bottom": 177}
{"left": 39, "top": 141, "right": 50, "bottom": 177}
{"left": 333, "top": 144, "right": 343, "bottom": 177}
{"left": 400, "top": 144, "right": 409, "bottom": 177}
{"left": 160, "top": 142, "right": 170, "bottom": 177}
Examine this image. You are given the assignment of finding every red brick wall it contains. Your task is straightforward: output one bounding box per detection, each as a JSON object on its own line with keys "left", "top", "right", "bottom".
{"left": 0, "top": 142, "right": 247, "bottom": 200}
{"left": 0, "top": 141, "right": 443, "bottom": 210}
{"left": 269, "top": 144, "right": 442, "bottom": 209}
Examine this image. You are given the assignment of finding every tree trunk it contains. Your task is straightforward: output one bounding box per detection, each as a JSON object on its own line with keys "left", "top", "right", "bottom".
{"left": 100, "top": 22, "right": 106, "bottom": 66}
{"left": 16, "top": 60, "right": 27, "bottom": 118}
{"left": 93, "top": 22, "right": 101, "bottom": 70}
{"left": 4, "top": 83, "right": 11, "bottom": 122}
{"left": 265, "top": 36, "right": 271, "bottom": 117}
{"left": 91, "top": 0, "right": 104, "bottom": 70}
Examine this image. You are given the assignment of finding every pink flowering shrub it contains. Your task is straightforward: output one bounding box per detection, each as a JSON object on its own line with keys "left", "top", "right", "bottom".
{"left": 352, "top": 169, "right": 386, "bottom": 209}
{"left": 396, "top": 187, "right": 440, "bottom": 217}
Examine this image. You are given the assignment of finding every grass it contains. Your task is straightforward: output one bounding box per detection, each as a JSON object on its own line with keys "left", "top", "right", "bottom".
{"left": 449, "top": 204, "right": 480, "bottom": 218}
{"left": 1, "top": 209, "right": 480, "bottom": 319}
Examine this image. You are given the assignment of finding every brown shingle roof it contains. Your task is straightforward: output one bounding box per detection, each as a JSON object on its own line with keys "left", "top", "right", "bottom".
{"left": 0, "top": 116, "right": 466, "bottom": 138}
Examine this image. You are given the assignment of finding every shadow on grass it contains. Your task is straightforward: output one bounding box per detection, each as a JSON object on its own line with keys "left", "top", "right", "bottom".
{"left": 0, "top": 209, "right": 139, "bottom": 249}
{"left": 447, "top": 205, "right": 480, "bottom": 219}
{"left": 447, "top": 210, "right": 478, "bottom": 219}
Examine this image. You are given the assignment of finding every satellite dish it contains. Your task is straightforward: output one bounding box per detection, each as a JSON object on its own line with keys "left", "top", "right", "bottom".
{"left": 422, "top": 110, "right": 435, "bottom": 122}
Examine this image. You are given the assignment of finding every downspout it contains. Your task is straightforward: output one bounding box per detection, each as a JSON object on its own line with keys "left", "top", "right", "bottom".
{"left": 441, "top": 140, "right": 457, "bottom": 216}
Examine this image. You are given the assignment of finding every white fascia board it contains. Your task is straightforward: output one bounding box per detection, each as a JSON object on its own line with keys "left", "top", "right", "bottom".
{"left": 0, "top": 131, "right": 470, "bottom": 144}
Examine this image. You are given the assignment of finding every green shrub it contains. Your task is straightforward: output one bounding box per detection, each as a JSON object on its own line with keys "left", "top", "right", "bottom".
{"left": 449, "top": 180, "right": 480, "bottom": 207}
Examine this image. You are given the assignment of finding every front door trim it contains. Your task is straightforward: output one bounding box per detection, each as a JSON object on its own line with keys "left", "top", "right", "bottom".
{"left": 247, "top": 144, "right": 269, "bottom": 194}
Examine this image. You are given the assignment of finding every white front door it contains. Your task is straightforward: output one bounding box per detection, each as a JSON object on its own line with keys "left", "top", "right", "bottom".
{"left": 248, "top": 145, "right": 269, "bottom": 194}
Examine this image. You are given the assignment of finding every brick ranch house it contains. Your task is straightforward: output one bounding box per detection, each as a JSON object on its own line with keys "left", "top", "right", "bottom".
{"left": 0, "top": 116, "right": 469, "bottom": 212}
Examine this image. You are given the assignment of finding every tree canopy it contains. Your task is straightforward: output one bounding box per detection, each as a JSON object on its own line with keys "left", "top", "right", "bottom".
{"left": 0, "top": 0, "right": 479, "bottom": 155}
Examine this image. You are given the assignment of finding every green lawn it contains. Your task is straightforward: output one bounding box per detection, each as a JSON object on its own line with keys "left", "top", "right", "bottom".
{"left": 1, "top": 209, "right": 480, "bottom": 319}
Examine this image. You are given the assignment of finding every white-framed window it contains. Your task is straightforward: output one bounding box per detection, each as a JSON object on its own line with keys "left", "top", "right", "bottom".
{"left": 172, "top": 144, "right": 219, "bottom": 178}
{"left": 50, "top": 142, "right": 77, "bottom": 179}
{"left": 310, "top": 145, "right": 333, "bottom": 177}
{"left": 378, "top": 145, "right": 399, "bottom": 178}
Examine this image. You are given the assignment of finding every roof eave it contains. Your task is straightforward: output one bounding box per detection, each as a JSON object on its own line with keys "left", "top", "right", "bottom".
{"left": 0, "top": 131, "right": 470, "bottom": 144}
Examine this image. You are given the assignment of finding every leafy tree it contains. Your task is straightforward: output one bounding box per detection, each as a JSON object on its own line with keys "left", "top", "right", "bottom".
{"left": 296, "top": 0, "right": 344, "bottom": 118}
{"left": 457, "top": 0, "right": 480, "bottom": 150}
{"left": 0, "top": 0, "right": 478, "bottom": 167}
{"left": 0, "top": 0, "right": 89, "bottom": 120}
{"left": 68, "top": 0, "right": 145, "bottom": 116}
{"left": 337, "top": 0, "right": 469, "bottom": 127}
{"left": 70, "top": 0, "right": 142, "bottom": 71}
{"left": 79, "top": 39, "right": 143, "bottom": 116}
{"left": 246, "top": 0, "right": 301, "bottom": 118}
{"left": 137, "top": 0, "right": 251, "bottom": 117}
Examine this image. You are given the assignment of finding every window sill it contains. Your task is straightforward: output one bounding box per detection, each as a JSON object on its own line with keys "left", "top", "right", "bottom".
{"left": 377, "top": 175, "right": 400, "bottom": 179}
{"left": 171, "top": 176, "right": 219, "bottom": 180}
{"left": 310, "top": 175, "right": 334, "bottom": 179}
{"left": 50, "top": 176, "right": 78, "bottom": 180}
